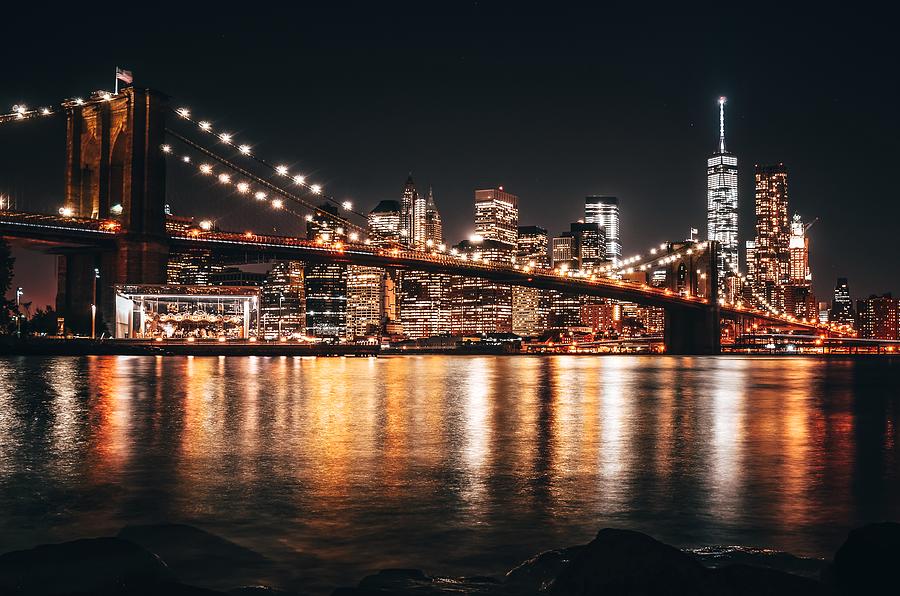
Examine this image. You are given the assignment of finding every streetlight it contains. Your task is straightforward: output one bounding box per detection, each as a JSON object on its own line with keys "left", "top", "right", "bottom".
{"left": 15, "top": 287, "right": 23, "bottom": 338}
{"left": 91, "top": 267, "right": 99, "bottom": 339}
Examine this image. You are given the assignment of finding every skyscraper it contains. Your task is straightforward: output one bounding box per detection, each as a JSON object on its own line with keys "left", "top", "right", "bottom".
{"left": 788, "top": 213, "right": 811, "bottom": 285}
{"left": 707, "top": 97, "right": 739, "bottom": 276}
{"left": 368, "top": 200, "right": 402, "bottom": 246}
{"left": 474, "top": 187, "right": 519, "bottom": 247}
{"left": 260, "top": 261, "right": 305, "bottom": 339}
{"left": 754, "top": 163, "right": 790, "bottom": 308}
{"left": 305, "top": 203, "right": 347, "bottom": 338}
{"left": 347, "top": 265, "right": 383, "bottom": 338}
{"left": 513, "top": 226, "right": 549, "bottom": 336}
{"left": 830, "top": 278, "right": 855, "bottom": 328}
{"left": 400, "top": 175, "right": 418, "bottom": 247}
{"left": 584, "top": 196, "right": 621, "bottom": 263}
{"left": 367, "top": 200, "right": 402, "bottom": 334}
{"left": 400, "top": 189, "right": 450, "bottom": 338}
{"left": 424, "top": 187, "right": 443, "bottom": 246}
{"left": 450, "top": 238, "right": 514, "bottom": 335}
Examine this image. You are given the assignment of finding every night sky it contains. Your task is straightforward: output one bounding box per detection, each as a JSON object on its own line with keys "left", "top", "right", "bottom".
{"left": 2, "top": 3, "right": 897, "bottom": 310}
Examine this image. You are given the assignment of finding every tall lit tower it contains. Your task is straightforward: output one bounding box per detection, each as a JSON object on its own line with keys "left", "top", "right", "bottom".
{"left": 584, "top": 195, "right": 621, "bottom": 263}
{"left": 400, "top": 174, "right": 418, "bottom": 247}
{"left": 707, "top": 97, "right": 739, "bottom": 276}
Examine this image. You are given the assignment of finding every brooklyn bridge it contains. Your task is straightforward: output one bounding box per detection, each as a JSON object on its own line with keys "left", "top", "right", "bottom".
{"left": 0, "top": 87, "right": 837, "bottom": 354}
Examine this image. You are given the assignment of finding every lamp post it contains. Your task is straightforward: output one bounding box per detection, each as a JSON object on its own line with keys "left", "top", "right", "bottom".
{"left": 15, "top": 287, "right": 23, "bottom": 338}
{"left": 91, "top": 267, "right": 100, "bottom": 339}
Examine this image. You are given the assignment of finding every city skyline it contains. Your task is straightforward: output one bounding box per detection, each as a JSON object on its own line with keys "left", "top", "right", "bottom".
{"left": 1, "top": 5, "right": 898, "bottom": 309}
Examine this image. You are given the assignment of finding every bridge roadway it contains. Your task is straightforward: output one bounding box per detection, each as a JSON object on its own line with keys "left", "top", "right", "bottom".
{"left": 0, "top": 210, "right": 822, "bottom": 333}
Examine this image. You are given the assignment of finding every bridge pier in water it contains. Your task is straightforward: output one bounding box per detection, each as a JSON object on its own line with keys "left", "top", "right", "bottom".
{"left": 56, "top": 88, "right": 170, "bottom": 335}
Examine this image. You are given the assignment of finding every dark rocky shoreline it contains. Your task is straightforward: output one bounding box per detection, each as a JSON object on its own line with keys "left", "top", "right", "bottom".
{"left": 1, "top": 522, "right": 897, "bottom": 595}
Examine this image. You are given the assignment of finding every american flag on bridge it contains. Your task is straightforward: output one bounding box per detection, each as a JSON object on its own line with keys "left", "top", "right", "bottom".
{"left": 115, "top": 67, "right": 133, "bottom": 84}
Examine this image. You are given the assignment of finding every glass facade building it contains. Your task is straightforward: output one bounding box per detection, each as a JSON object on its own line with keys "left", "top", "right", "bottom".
{"left": 584, "top": 195, "right": 621, "bottom": 263}
{"left": 707, "top": 98, "right": 739, "bottom": 277}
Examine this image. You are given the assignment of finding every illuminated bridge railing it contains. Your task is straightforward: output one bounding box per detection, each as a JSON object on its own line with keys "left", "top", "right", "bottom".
{"left": 171, "top": 228, "right": 717, "bottom": 308}
{"left": 0, "top": 210, "right": 831, "bottom": 332}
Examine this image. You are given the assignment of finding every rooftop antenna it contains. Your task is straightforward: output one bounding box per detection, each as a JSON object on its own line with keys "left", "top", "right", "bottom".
{"left": 718, "top": 96, "right": 727, "bottom": 153}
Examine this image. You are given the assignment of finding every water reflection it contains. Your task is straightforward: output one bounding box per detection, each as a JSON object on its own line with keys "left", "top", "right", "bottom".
{"left": 0, "top": 355, "right": 898, "bottom": 592}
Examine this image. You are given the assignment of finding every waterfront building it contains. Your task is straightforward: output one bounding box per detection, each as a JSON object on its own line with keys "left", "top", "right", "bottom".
{"left": 397, "top": 187, "right": 449, "bottom": 338}
{"left": 585, "top": 195, "right": 621, "bottom": 263}
{"left": 305, "top": 203, "right": 347, "bottom": 338}
{"left": 830, "top": 278, "right": 855, "bottom": 328}
{"left": 548, "top": 291, "right": 582, "bottom": 329}
{"left": 856, "top": 293, "right": 899, "bottom": 340}
{"left": 260, "top": 261, "right": 305, "bottom": 339}
{"left": 368, "top": 200, "right": 402, "bottom": 246}
{"left": 474, "top": 187, "right": 519, "bottom": 247}
{"left": 450, "top": 238, "right": 514, "bottom": 334}
{"left": 400, "top": 271, "right": 451, "bottom": 338}
{"left": 347, "top": 265, "right": 384, "bottom": 338}
{"left": 707, "top": 97, "right": 739, "bottom": 278}
{"left": 580, "top": 300, "right": 621, "bottom": 336}
{"left": 513, "top": 226, "right": 550, "bottom": 336}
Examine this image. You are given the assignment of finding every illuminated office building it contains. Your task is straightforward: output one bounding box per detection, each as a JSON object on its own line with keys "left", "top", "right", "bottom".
{"left": 474, "top": 187, "right": 519, "bottom": 247}
{"left": 707, "top": 97, "right": 739, "bottom": 277}
{"left": 400, "top": 188, "right": 450, "bottom": 338}
{"left": 400, "top": 175, "right": 418, "bottom": 247}
{"left": 753, "top": 163, "right": 790, "bottom": 308}
{"left": 347, "top": 265, "right": 384, "bottom": 338}
{"left": 789, "top": 213, "right": 811, "bottom": 285}
{"left": 551, "top": 235, "right": 576, "bottom": 270}
{"left": 857, "top": 294, "right": 898, "bottom": 340}
{"left": 450, "top": 238, "right": 514, "bottom": 335}
{"left": 260, "top": 261, "right": 305, "bottom": 339}
{"left": 513, "top": 225, "right": 549, "bottom": 336}
{"left": 424, "top": 187, "right": 442, "bottom": 247}
{"left": 166, "top": 247, "right": 224, "bottom": 285}
{"left": 830, "top": 278, "right": 855, "bottom": 328}
{"left": 400, "top": 271, "right": 451, "bottom": 338}
{"left": 305, "top": 203, "right": 347, "bottom": 338}
{"left": 367, "top": 200, "right": 402, "bottom": 333}
{"left": 368, "top": 200, "right": 402, "bottom": 246}
{"left": 585, "top": 195, "right": 621, "bottom": 263}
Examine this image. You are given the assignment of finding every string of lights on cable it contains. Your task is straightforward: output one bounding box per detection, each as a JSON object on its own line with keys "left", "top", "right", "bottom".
{"left": 169, "top": 106, "right": 367, "bottom": 220}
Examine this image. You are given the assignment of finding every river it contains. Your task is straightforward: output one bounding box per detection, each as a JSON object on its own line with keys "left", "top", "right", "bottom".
{"left": 1, "top": 355, "right": 898, "bottom": 592}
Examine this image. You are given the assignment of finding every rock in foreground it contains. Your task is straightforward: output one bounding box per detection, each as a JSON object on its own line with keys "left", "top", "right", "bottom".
{"left": 0, "top": 537, "right": 168, "bottom": 595}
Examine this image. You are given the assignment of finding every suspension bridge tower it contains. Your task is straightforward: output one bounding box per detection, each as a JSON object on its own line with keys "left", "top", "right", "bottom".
{"left": 57, "top": 87, "right": 170, "bottom": 334}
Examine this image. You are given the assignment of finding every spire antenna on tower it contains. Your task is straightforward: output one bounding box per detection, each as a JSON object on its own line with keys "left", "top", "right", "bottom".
{"left": 718, "top": 96, "right": 727, "bottom": 153}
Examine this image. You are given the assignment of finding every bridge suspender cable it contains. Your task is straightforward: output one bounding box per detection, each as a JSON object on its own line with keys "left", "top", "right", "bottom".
{"left": 164, "top": 129, "right": 366, "bottom": 236}
{"left": 168, "top": 107, "right": 369, "bottom": 221}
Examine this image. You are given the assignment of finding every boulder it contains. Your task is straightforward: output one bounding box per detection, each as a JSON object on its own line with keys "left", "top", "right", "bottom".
{"left": 549, "top": 529, "right": 708, "bottom": 595}
{"left": 118, "top": 523, "right": 273, "bottom": 588}
{"left": 0, "top": 536, "right": 168, "bottom": 595}
{"left": 699, "top": 564, "right": 825, "bottom": 595}
{"left": 505, "top": 546, "right": 583, "bottom": 593}
{"left": 336, "top": 568, "right": 503, "bottom": 596}
{"left": 831, "top": 521, "right": 900, "bottom": 594}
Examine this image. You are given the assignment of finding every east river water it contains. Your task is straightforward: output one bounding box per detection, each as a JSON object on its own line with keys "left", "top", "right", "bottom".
{"left": 1, "top": 355, "right": 898, "bottom": 591}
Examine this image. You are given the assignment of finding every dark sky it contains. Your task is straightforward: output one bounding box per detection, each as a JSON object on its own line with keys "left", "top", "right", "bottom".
{"left": 2, "top": 2, "right": 898, "bottom": 309}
